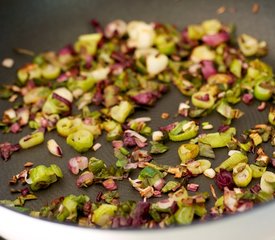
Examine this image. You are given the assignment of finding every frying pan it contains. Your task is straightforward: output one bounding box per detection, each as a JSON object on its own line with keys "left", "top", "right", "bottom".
{"left": 0, "top": 0, "right": 275, "bottom": 239}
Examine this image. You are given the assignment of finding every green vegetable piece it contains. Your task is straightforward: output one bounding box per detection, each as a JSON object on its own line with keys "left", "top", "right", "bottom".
{"left": 194, "top": 204, "right": 207, "bottom": 217}
{"left": 202, "top": 19, "right": 222, "bottom": 35}
{"left": 66, "top": 129, "right": 94, "bottom": 152}
{"left": 74, "top": 33, "right": 102, "bottom": 55}
{"left": 215, "top": 152, "right": 248, "bottom": 172}
{"left": 57, "top": 194, "right": 89, "bottom": 221}
{"left": 198, "top": 127, "right": 236, "bottom": 148}
{"left": 155, "top": 35, "right": 176, "bottom": 55}
{"left": 250, "top": 164, "right": 266, "bottom": 178}
{"left": 238, "top": 34, "right": 267, "bottom": 57}
{"left": 102, "top": 120, "right": 123, "bottom": 141}
{"left": 174, "top": 206, "right": 194, "bottom": 225}
{"left": 28, "top": 164, "right": 63, "bottom": 191}
{"left": 110, "top": 101, "right": 134, "bottom": 123}
{"left": 188, "top": 25, "right": 204, "bottom": 40}
{"left": 191, "top": 92, "right": 215, "bottom": 109}
{"left": 88, "top": 157, "right": 107, "bottom": 175}
{"left": 68, "top": 77, "right": 96, "bottom": 93}
{"left": 162, "top": 181, "right": 181, "bottom": 193}
{"left": 150, "top": 141, "right": 169, "bottom": 154}
{"left": 42, "top": 88, "right": 73, "bottom": 116}
{"left": 191, "top": 45, "right": 215, "bottom": 63}
{"left": 256, "top": 190, "right": 274, "bottom": 202}
{"left": 254, "top": 80, "right": 273, "bottom": 101}
{"left": 198, "top": 143, "right": 215, "bottom": 159}
{"left": 232, "top": 163, "right": 252, "bottom": 187}
{"left": 56, "top": 117, "right": 82, "bottom": 137}
{"left": 23, "top": 87, "right": 51, "bottom": 104}
{"left": 268, "top": 107, "right": 275, "bottom": 126}
{"left": 17, "top": 64, "right": 41, "bottom": 85}
{"left": 138, "top": 166, "right": 162, "bottom": 180}
{"left": 260, "top": 171, "right": 275, "bottom": 194}
{"left": 92, "top": 204, "right": 117, "bottom": 227}
{"left": 187, "top": 159, "right": 211, "bottom": 175}
{"left": 41, "top": 64, "right": 61, "bottom": 80}
{"left": 229, "top": 59, "right": 242, "bottom": 78}
{"left": 178, "top": 143, "right": 199, "bottom": 163}
{"left": 168, "top": 121, "right": 199, "bottom": 142}
{"left": 19, "top": 131, "right": 44, "bottom": 149}
{"left": 216, "top": 101, "right": 243, "bottom": 120}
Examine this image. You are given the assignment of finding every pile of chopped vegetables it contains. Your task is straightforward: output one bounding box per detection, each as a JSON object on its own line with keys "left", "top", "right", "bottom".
{"left": 0, "top": 18, "right": 274, "bottom": 229}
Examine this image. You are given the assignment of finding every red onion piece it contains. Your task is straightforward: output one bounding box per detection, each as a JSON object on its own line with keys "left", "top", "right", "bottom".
{"left": 215, "top": 169, "right": 234, "bottom": 190}
{"left": 218, "top": 125, "right": 230, "bottom": 133}
{"left": 76, "top": 171, "right": 94, "bottom": 188}
{"left": 202, "top": 31, "right": 230, "bottom": 47}
{"left": 201, "top": 60, "right": 217, "bottom": 79}
{"left": 130, "top": 91, "right": 158, "bottom": 106}
{"left": 52, "top": 92, "right": 72, "bottom": 106}
{"left": 10, "top": 123, "right": 21, "bottom": 133}
{"left": 112, "top": 140, "right": 124, "bottom": 149}
{"left": 102, "top": 178, "right": 117, "bottom": 191}
{"left": 68, "top": 156, "right": 88, "bottom": 175}
{"left": 0, "top": 142, "right": 20, "bottom": 161}
{"left": 153, "top": 178, "right": 165, "bottom": 191}
{"left": 187, "top": 183, "right": 200, "bottom": 192}
{"left": 131, "top": 201, "right": 150, "bottom": 227}
{"left": 242, "top": 93, "right": 254, "bottom": 105}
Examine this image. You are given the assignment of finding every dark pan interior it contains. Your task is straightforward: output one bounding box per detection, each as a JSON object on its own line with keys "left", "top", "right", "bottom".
{"left": 0, "top": 0, "right": 274, "bottom": 225}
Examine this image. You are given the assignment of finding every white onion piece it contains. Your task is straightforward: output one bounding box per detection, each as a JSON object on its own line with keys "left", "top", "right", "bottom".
{"left": 68, "top": 156, "right": 88, "bottom": 175}
{"left": 127, "top": 21, "right": 155, "bottom": 49}
{"left": 105, "top": 19, "right": 127, "bottom": 38}
{"left": 53, "top": 87, "right": 73, "bottom": 103}
{"left": 90, "top": 67, "right": 110, "bottom": 81}
{"left": 124, "top": 130, "right": 147, "bottom": 143}
{"left": 128, "top": 117, "right": 151, "bottom": 125}
{"left": 134, "top": 48, "right": 159, "bottom": 59}
{"left": 146, "top": 53, "right": 168, "bottom": 76}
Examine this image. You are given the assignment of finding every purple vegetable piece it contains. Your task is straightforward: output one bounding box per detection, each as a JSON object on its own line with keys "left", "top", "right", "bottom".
{"left": 201, "top": 60, "right": 216, "bottom": 79}
{"left": 218, "top": 125, "right": 230, "bottom": 133}
{"left": 112, "top": 216, "right": 132, "bottom": 228}
{"left": 250, "top": 184, "right": 261, "bottom": 194}
{"left": 181, "top": 28, "right": 198, "bottom": 47}
{"left": 111, "top": 51, "right": 133, "bottom": 68}
{"left": 10, "top": 123, "right": 21, "bottom": 133}
{"left": 131, "top": 201, "right": 150, "bottom": 227}
{"left": 92, "top": 80, "right": 109, "bottom": 106}
{"left": 90, "top": 19, "right": 104, "bottom": 34}
{"left": 159, "top": 122, "right": 177, "bottom": 132}
{"left": 123, "top": 133, "right": 137, "bottom": 147}
{"left": 215, "top": 169, "right": 234, "bottom": 190}
{"left": 130, "top": 91, "right": 158, "bottom": 106}
{"left": 202, "top": 31, "right": 230, "bottom": 47}
{"left": 0, "top": 142, "right": 20, "bottom": 161}
{"left": 242, "top": 93, "right": 254, "bottom": 105}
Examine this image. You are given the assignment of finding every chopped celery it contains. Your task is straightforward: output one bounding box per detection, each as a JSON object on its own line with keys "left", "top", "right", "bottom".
{"left": 168, "top": 121, "right": 199, "bottom": 142}
{"left": 28, "top": 164, "right": 63, "bottom": 191}
{"left": 174, "top": 206, "right": 194, "bottom": 225}
{"left": 66, "top": 129, "right": 94, "bottom": 152}
{"left": 198, "top": 127, "right": 236, "bottom": 148}
{"left": 215, "top": 152, "right": 248, "bottom": 172}
{"left": 19, "top": 131, "right": 44, "bottom": 149}
{"left": 178, "top": 143, "right": 199, "bottom": 163}
{"left": 92, "top": 204, "right": 117, "bottom": 227}
{"left": 110, "top": 101, "right": 134, "bottom": 123}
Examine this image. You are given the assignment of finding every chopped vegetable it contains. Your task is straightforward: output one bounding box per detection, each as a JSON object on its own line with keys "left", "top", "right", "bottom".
{"left": 0, "top": 18, "right": 274, "bottom": 229}
{"left": 27, "top": 164, "right": 63, "bottom": 191}
{"left": 215, "top": 152, "right": 248, "bottom": 172}
{"left": 66, "top": 129, "right": 94, "bottom": 152}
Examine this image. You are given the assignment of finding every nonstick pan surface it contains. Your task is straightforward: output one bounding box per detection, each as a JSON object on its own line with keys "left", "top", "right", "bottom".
{"left": 0, "top": 0, "right": 275, "bottom": 239}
